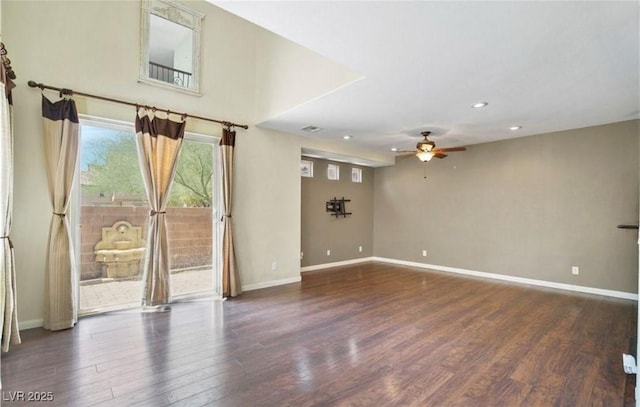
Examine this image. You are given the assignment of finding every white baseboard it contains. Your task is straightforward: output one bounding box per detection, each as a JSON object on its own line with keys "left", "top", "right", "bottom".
{"left": 300, "top": 257, "right": 375, "bottom": 272}
{"left": 243, "top": 276, "right": 302, "bottom": 292}
{"left": 19, "top": 319, "right": 43, "bottom": 331}
{"left": 373, "top": 257, "right": 638, "bottom": 301}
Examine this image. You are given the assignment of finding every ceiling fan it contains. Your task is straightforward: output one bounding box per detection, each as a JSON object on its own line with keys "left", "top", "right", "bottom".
{"left": 396, "top": 131, "right": 467, "bottom": 161}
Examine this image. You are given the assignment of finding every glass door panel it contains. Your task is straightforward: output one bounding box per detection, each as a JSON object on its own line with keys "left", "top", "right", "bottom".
{"left": 77, "top": 121, "right": 149, "bottom": 314}
{"left": 167, "top": 137, "right": 217, "bottom": 297}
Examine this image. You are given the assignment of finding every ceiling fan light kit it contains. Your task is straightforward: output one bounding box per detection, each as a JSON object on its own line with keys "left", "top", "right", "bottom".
{"left": 417, "top": 139, "right": 435, "bottom": 152}
{"left": 395, "top": 130, "right": 467, "bottom": 162}
{"left": 417, "top": 151, "right": 435, "bottom": 162}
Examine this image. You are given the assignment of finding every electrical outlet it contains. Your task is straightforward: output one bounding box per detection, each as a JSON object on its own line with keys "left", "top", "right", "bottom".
{"left": 623, "top": 353, "right": 638, "bottom": 374}
{"left": 422, "top": 250, "right": 427, "bottom": 257}
{"left": 271, "top": 262, "right": 277, "bottom": 271}
{"left": 572, "top": 266, "right": 579, "bottom": 275}
{"left": 358, "top": 246, "right": 363, "bottom": 252}
{"left": 327, "top": 249, "right": 331, "bottom": 256}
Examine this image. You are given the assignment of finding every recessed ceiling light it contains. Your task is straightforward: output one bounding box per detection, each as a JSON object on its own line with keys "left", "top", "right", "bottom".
{"left": 390, "top": 147, "right": 399, "bottom": 152}
{"left": 343, "top": 135, "right": 352, "bottom": 140}
{"left": 471, "top": 102, "right": 488, "bottom": 108}
{"left": 509, "top": 126, "right": 522, "bottom": 131}
{"left": 300, "top": 125, "right": 322, "bottom": 133}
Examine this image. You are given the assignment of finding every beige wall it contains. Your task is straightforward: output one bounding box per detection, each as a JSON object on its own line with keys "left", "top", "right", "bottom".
{"left": 301, "top": 157, "right": 374, "bottom": 267}
{"left": 2, "top": 0, "right": 381, "bottom": 326}
{"left": 374, "top": 120, "right": 640, "bottom": 293}
{"left": 253, "top": 32, "right": 362, "bottom": 123}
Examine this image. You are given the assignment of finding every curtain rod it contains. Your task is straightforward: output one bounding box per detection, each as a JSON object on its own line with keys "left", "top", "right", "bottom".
{"left": 27, "top": 80, "right": 248, "bottom": 130}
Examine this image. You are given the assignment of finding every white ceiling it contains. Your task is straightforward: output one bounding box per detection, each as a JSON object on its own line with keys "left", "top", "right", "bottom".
{"left": 212, "top": 1, "right": 639, "bottom": 155}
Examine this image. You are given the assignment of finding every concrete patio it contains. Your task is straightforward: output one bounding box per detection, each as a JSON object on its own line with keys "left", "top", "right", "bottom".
{"left": 79, "top": 267, "right": 214, "bottom": 311}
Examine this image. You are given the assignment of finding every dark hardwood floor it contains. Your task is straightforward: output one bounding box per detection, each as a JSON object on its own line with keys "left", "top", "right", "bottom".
{"left": 1, "top": 262, "right": 636, "bottom": 406}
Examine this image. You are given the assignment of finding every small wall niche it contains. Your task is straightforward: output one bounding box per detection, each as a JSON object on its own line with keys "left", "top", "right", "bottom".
{"left": 327, "top": 164, "right": 340, "bottom": 180}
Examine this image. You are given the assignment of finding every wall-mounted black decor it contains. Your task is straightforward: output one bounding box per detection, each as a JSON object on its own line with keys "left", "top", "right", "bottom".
{"left": 326, "top": 197, "right": 352, "bottom": 218}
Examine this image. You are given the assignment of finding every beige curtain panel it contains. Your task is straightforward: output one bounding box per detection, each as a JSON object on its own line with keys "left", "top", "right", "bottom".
{"left": 0, "top": 68, "right": 20, "bottom": 350}
{"left": 42, "top": 95, "right": 80, "bottom": 331}
{"left": 220, "top": 128, "right": 241, "bottom": 297}
{"left": 135, "top": 108, "right": 185, "bottom": 307}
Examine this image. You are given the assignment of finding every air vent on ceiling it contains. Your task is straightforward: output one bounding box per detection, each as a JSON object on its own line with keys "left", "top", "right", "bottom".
{"left": 300, "top": 125, "right": 323, "bottom": 133}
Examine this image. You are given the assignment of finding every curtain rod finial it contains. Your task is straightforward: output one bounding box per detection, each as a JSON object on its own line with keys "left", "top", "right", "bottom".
{"left": 28, "top": 80, "right": 45, "bottom": 91}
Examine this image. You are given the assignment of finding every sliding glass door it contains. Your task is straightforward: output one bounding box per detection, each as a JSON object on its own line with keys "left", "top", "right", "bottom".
{"left": 74, "top": 117, "right": 219, "bottom": 314}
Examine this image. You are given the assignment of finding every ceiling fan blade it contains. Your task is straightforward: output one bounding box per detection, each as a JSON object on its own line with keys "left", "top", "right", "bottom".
{"left": 434, "top": 146, "right": 466, "bottom": 153}
{"left": 434, "top": 153, "right": 448, "bottom": 159}
{"left": 396, "top": 152, "right": 416, "bottom": 159}
{"left": 395, "top": 150, "right": 415, "bottom": 153}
